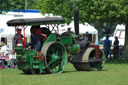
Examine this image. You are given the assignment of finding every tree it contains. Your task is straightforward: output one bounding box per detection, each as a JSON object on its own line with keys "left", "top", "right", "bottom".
{"left": 36, "top": 0, "right": 74, "bottom": 24}
{"left": 25, "top": 0, "right": 37, "bottom": 9}
{"left": 36, "top": 0, "right": 127, "bottom": 26}
{"left": 36, "top": 0, "right": 128, "bottom": 55}
{"left": 81, "top": 0, "right": 128, "bottom": 56}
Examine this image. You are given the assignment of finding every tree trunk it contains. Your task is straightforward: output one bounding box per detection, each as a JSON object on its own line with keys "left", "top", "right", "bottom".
{"left": 125, "top": 24, "right": 128, "bottom": 47}
{"left": 122, "top": 23, "right": 128, "bottom": 59}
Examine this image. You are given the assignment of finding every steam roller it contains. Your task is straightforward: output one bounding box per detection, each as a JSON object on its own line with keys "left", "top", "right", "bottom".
{"left": 6, "top": 10, "right": 105, "bottom": 74}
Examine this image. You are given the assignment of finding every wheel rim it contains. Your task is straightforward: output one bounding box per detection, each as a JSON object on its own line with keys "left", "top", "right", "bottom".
{"left": 41, "top": 42, "right": 67, "bottom": 73}
{"left": 88, "top": 50, "right": 105, "bottom": 71}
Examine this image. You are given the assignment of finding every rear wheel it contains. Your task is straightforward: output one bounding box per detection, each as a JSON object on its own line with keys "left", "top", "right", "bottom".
{"left": 41, "top": 42, "right": 67, "bottom": 73}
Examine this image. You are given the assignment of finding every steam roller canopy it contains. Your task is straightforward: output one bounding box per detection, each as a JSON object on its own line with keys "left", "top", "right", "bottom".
{"left": 71, "top": 48, "right": 105, "bottom": 71}
{"left": 41, "top": 42, "right": 67, "bottom": 73}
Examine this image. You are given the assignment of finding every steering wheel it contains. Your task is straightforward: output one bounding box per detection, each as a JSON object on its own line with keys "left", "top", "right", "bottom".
{"left": 40, "top": 27, "right": 51, "bottom": 36}
{"left": 41, "top": 34, "right": 47, "bottom": 41}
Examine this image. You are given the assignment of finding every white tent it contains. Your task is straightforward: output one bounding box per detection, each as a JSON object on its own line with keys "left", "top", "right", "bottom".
{"left": 71, "top": 22, "right": 97, "bottom": 34}
{"left": 58, "top": 21, "right": 98, "bottom": 44}
{"left": 59, "top": 21, "right": 98, "bottom": 34}
{"left": 0, "top": 14, "right": 33, "bottom": 36}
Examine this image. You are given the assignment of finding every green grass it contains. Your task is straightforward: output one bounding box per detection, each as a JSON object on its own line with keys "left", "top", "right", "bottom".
{"left": 0, "top": 60, "right": 128, "bottom": 85}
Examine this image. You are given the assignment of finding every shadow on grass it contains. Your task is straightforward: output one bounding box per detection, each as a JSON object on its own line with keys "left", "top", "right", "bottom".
{"left": 20, "top": 73, "right": 56, "bottom": 75}
{"left": 64, "top": 69, "right": 108, "bottom": 73}
{"left": 20, "top": 73, "right": 42, "bottom": 75}
{"left": 63, "top": 70, "right": 77, "bottom": 73}
{"left": 106, "top": 57, "right": 128, "bottom": 64}
{"left": 19, "top": 70, "right": 77, "bottom": 75}
{"left": 19, "top": 69, "right": 108, "bottom": 75}
{"left": 20, "top": 70, "right": 105, "bottom": 75}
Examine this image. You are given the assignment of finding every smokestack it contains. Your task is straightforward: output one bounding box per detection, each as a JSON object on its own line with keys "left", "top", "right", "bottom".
{"left": 73, "top": 10, "right": 79, "bottom": 35}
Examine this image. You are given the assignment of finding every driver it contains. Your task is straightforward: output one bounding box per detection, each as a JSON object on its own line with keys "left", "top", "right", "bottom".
{"left": 30, "top": 25, "right": 47, "bottom": 51}
{"left": 30, "top": 25, "right": 42, "bottom": 51}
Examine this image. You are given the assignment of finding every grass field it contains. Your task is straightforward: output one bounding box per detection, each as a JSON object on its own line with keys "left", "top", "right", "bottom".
{"left": 0, "top": 59, "right": 128, "bottom": 85}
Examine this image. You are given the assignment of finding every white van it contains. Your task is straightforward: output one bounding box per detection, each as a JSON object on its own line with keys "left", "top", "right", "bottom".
{"left": 112, "top": 24, "right": 125, "bottom": 46}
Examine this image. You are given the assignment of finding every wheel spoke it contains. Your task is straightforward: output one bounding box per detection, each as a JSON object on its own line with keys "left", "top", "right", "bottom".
{"left": 56, "top": 49, "right": 59, "bottom": 55}
{"left": 50, "top": 47, "right": 55, "bottom": 53}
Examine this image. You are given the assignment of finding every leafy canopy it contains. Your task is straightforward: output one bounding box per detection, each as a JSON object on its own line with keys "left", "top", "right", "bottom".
{"left": 36, "top": 0, "right": 128, "bottom": 25}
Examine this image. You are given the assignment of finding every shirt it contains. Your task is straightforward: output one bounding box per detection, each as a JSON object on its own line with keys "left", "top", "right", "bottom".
{"left": 104, "top": 38, "right": 111, "bottom": 47}
{"left": 31, "top": 28, "right": 42, "bottom": 35}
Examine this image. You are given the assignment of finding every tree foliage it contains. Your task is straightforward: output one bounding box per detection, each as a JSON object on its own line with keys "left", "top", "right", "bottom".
{"left": 36, "top": 0, "right": 128, "bottom": 46}
{"left": 0, "top": 0, "right": 10, "bottom": 13}
{"left": 36, "top": 0, "right": 127, "bottom": 24}
{"left": 0, "top": 0, "right": 37, "bottom": 13}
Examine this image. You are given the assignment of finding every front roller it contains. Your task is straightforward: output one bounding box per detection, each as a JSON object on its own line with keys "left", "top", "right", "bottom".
{"left": 72, "top": 48, "right": 105, "bottom": 71}
{"left": 41, "top": 42, "right": 68, "bottom": 73}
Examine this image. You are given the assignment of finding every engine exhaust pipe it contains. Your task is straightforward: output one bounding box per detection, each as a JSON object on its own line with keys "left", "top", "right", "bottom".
{"left": 73, "top": 10, "right": 79, "bottom": 35}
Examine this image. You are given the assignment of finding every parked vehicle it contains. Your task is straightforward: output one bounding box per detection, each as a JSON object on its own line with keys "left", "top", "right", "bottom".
{"left": 112, "top": 24, "right": 125, "bottom": 46}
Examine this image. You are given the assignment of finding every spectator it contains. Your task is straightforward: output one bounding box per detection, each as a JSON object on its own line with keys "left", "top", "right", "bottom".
{"left": 0, "top": 42, "right": 9, "bottom": 55}
{"left": 113, "top": 36, "right": 119, "bottom": 59}
{"left": 8, "top": 50, "right": 16, "bottom": 68}
{"left": 0, "top": 42, "right": 9, "bottom": 67}
{"left": 0, "top": 50, "right": 5, "bottom": 69}
{"left": 104, "top": 35, "right": 112, "bottom": 60}
{"left": 14, "top": 28, "right": 24, "bottom": 46}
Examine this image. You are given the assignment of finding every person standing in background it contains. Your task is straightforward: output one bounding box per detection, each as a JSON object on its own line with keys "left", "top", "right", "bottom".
{"left": 113, "top": 36, "right": 119, "bottom": 59}
{"left": 104, "top": 35, "right": 112, "bottom": 60}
